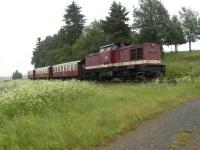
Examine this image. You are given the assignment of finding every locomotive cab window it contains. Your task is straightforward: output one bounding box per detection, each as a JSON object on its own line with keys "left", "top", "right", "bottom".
{"left": 131, "top": 48, "right": 143, "bottom": 60}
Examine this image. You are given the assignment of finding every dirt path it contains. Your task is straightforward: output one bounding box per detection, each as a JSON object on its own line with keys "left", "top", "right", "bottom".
{"left": 100, "top": 99, "right": 200, "bottom": 150}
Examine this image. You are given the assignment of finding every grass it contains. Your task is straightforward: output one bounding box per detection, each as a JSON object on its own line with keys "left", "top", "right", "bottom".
{"left": 0, "top": 80, "right": 200, "bottom": 149}
{"left": 164, "top": 51, "right": 200, "bottom": 80}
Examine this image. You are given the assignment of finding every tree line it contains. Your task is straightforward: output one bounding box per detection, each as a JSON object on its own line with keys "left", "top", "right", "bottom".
{"left": 32, "top": 0, "right": 200, "bottom": 68}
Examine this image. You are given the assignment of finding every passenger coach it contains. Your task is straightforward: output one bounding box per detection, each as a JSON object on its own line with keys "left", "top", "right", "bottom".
{"left": 52, "top": 60, "right": 82, "bottom": 79}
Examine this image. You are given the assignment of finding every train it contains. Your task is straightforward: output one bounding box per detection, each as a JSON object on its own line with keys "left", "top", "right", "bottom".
{"left": 28, "top": 43, "right": 165, "bottom": 81}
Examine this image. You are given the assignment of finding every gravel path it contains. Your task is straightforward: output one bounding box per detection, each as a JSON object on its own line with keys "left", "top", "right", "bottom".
{"left": 100, "top": 99, "right": 200, "bottom": 150}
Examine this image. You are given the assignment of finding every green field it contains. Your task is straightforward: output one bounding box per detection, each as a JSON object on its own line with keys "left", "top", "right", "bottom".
{"left": 164, "top": 51, "right": 200, "bottom": 80}
{"left": 0, "top": 51, "right": 200, "bottom": 149}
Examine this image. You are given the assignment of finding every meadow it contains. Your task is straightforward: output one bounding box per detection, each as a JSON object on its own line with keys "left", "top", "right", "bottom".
{"left": 0, "top": 51, "right": 200, "bottom": 149}
{"left": 0, "top": 79, "right": 200, "bottom": 149}
{"left": 164, "top": 51, "right": 200, "bottom": 80}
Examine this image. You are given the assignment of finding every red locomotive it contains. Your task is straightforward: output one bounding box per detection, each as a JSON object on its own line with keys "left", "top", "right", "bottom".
{"left": 28, "top": 43, "right": 165, "bottom": 81}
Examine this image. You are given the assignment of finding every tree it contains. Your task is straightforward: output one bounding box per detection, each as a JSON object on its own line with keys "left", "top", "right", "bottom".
{"left": 12, "top": 70, "right": 23, "bottom": 80}
{"left": 167, "top": 16, "right": 185, "bottom": 52}
{"left": 102, "top": 2, "right": 131, "bottom": 43}
{"left": 179, "top": 7, "right": 200, "bottom": 51}
{"left": 133, "top": 0, "right": 170, "bottom": 45}
{"left": 63, "top": 1, "right": 85, "bottom": 45}
{"left": 72, "top": 20, "right": 107, "bottom": 59}
{"left": 31, "top": 37, "right": 41, "bottom": 68}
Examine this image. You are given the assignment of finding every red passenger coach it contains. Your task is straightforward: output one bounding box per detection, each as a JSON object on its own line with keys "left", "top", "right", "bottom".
{"left": 28, "top": 70, "right": 35, "bottom": 80}
{"left": 52, "top": 60, "right": 81, "bottom": 79}
{"left": 35, "top": 66, "right": 52, "bottom": 79}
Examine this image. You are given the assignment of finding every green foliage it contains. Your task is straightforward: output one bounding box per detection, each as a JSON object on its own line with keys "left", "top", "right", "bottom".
{"left": 12, "top": 70, "right": 23, "bottom": 80}
{"left": 167, "top": 16, "right": 186, "bottom": 52}
{"left": 63, "top": 1, "right": 85, "bottom": 45}
{"left": 133, "top": 0, "right": 170, "bottom": 45}
{"left": 179, "top": 7, "right": 200, "bottom": 51}
{"left": 102, "top": 2, "right": 131, "bottom": 43}
{"left": 31, "top": 2, "right": 85, "bottom": 68}
{"left": 0, "top": 80, "right": 200, "bottom": 149}
{"left": 72, "top": 21, "right": 107, "bottom": 59}
{"left": 31, "top": 37, "right": 41, "bottom": 67}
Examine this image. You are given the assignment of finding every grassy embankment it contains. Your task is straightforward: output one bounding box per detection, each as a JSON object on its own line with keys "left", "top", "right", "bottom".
{"left": 0, "top": 51, "right": 200, "bottom": 149}
{"left": 164, "top": 51, "right": 200, "bottom": 80}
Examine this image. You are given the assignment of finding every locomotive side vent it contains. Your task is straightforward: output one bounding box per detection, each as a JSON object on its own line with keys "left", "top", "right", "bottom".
{"left": 131, "top": 48, "right": 143, "bottom": 60}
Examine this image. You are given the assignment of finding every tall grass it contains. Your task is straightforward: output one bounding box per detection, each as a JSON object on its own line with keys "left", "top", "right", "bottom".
{"left": 164, "top": 51, "right": 200, "bottom": 80}
{"left": 0, "top": 80, "right": 200, "bottom": 149}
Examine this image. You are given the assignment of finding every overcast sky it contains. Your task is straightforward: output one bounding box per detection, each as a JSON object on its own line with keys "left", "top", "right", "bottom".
{"left": 0, "top": 0, "right": 199, "bottom": 76}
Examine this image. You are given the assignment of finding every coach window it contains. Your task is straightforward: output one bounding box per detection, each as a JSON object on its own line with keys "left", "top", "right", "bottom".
{"left": 69, "top": 64, "right": 71, "bottom": 71}
{"left": 73, "top": 64, "right": 75, "bottom": 70}
{"left": 64, "top": 65, "right": 66, "bottom": 71}
{"left": 71, "top": 64, "right": 73, "bottom": 71}
{"left": 72, "top": 64, "right": 74, "bottom": 71}
{"left": 75, "top": 64, "right": 78, "bottom": 70}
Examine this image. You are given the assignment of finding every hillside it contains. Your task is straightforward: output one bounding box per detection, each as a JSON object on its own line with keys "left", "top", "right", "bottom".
{"left": 164, "top": 51, "right": 200, "bottom": 80}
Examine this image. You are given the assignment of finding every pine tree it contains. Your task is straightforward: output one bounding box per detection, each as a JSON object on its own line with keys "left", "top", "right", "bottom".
{"left": 102, "top": 2, "right": 131, "bottom": 43}
{"left": 63, "top": 1, "right": 85, "bottom": 45}
{"left": 12, "top": 70, "right": 23, "bottom": 80}
{"left": 31, "top": 37, "right": 41, "bottom": 68}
